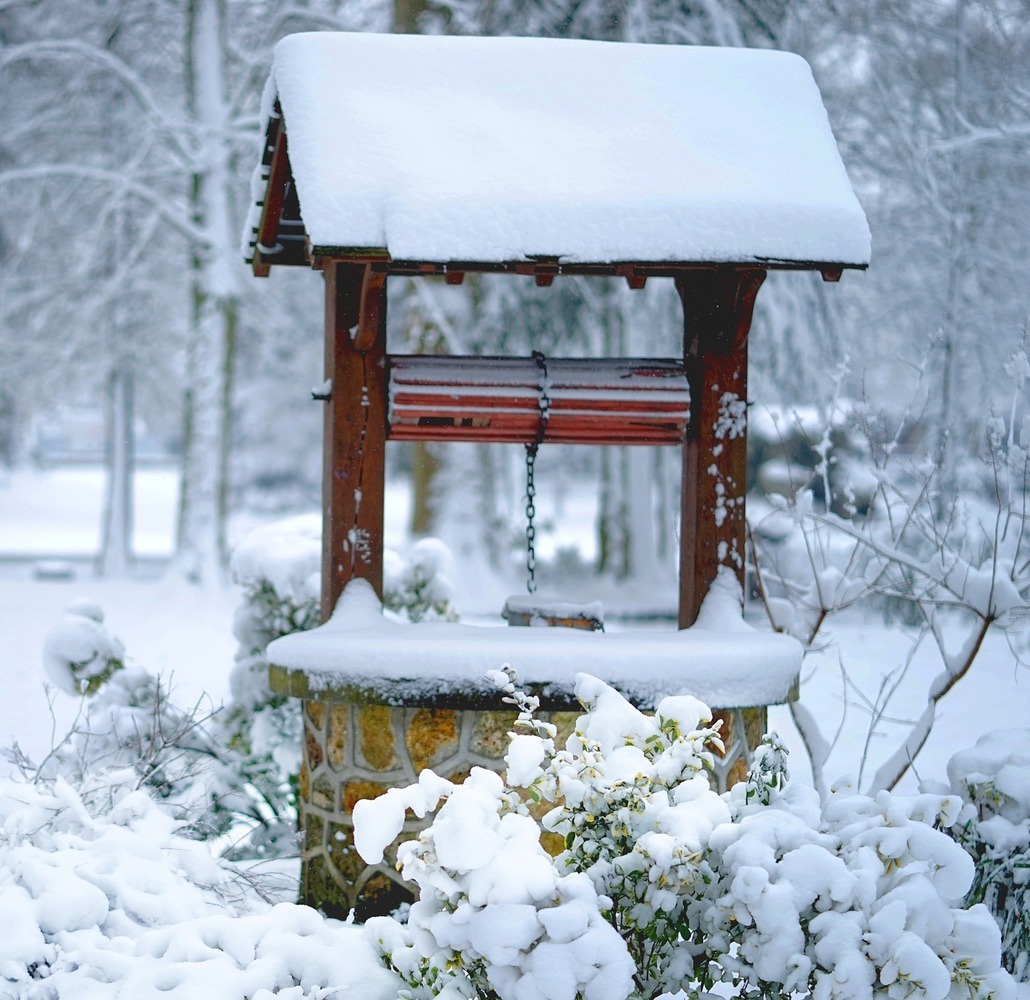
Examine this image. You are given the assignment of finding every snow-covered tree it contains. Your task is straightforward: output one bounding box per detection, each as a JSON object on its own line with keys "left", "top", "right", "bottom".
{"left": 0, "top": 0, "right": 386, "bottom": 579}
{"left": 800, "top": 0, "right": 1030, "bottom": 453}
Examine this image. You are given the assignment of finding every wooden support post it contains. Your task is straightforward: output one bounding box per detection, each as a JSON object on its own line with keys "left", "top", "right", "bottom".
{"left": 676, "top": 268, "right": 765, "bottom": 629}
{"left": 321, "top": 261, "right": 388, "bottom": 621}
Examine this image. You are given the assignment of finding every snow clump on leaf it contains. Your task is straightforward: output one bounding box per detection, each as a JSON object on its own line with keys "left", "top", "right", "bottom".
{"left": 42, "top": 598, "right": 124, "bottom": 695}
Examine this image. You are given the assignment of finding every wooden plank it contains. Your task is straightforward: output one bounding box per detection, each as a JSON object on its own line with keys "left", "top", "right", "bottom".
{"left": 321, "top": 261, "right": 388, "bottom": 620}
{"left": 252, "top": 124, "right": 290, "bottom": 278}
{"left": 676, "top": 268, "right": 765, "bottom": 628}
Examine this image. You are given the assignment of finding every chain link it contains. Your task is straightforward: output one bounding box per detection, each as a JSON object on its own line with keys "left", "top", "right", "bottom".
{"left": 525, "top": 442, "right": 538, "bottom": 593}
{"left": 524, "top": 351, "right": 550, "bottom": 594}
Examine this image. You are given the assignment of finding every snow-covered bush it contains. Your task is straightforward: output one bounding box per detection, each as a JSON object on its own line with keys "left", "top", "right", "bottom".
{"left": 947, "top": 729, "right": 1030, "bottom": 980}
{"left": 749, "top": 351, "right": 1030, "bottom": 794}
{"left": 34, "top": 666, "right": 230, "bottom": 832}
{"left": 35, "top": 601, "right": 218, "bottom": 824}
{"left": 42, "top": 597, "right": 125, "bottom": 695}
{"left": 0, "top": 771, "right": 402, "bottom": 999}
{"left": 33, "top": 599, "right": 294, "bottom": 855}
{"left": 356, "top": 671, "right": 1015, "bottom": 1000}
{"left": 383, "top": 536, "right": 460, "bottom": 625}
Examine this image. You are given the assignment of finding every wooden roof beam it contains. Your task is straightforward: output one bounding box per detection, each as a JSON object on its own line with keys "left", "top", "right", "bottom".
{"left": 307, "top": 253, "right": 865, "bottom": 281}
{"left": 618, "top": 265, "right": 648, "bottom": 289}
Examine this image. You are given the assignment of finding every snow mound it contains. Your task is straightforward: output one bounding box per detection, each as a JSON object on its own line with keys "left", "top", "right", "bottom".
{"left": 268, "top": 578, "right": 802, "bottom": 709}
{"left": 0, "top": 775, "right": 401, "bottom": 999}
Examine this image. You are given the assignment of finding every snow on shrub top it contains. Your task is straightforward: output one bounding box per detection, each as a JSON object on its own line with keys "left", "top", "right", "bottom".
{"left": 231, "top": 514, "right": 322, "bottom": 607}
{"left": 42, "top": 599, "right": 125, "bottom": 695}
{"left": 949, "top": 729, "right": 1030, "bottom": 835}
{"left": 230, "top": 516, "right": 458, "bottom": 627}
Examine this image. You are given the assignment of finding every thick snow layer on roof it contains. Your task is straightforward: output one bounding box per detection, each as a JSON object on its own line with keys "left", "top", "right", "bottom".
{"left": 265, "top": 32, "right": 870, "bottom": 266}
{"left": 266, "top": 579, "right": 801, "bottom": 709}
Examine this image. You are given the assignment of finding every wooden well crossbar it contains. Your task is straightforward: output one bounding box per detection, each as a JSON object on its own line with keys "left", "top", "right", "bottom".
{"left": 387, "top": 355, "right": 690, "bottom": 445}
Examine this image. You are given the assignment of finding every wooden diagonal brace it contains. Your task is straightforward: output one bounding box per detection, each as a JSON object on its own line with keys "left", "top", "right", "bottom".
{"left": 352, "top": 266, "right": 388, "bottom": 351}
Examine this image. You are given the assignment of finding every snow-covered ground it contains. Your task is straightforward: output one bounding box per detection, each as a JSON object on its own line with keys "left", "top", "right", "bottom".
{"left": 0, "top": 465, "right": 179, "bottom": 560}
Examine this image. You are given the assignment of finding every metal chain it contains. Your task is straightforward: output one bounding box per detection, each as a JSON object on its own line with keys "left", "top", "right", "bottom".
{"left": 524, "top": 351, "right": 550, "bottom": 594}
{"left": 525, "top": 442, "right": 538, "bottom": 593}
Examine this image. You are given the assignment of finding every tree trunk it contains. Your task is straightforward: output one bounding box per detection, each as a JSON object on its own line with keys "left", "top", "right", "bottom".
{"left": 410, "top": 441, "right": 439, "bottom": 537}
{"left": 595, "top": 284, "right": 637, "bottom": 578}
{"left": 394, "top": 0, "right": 426, "bottom": 33}
{"left": 625, "top": 446, "right": 657, "bottom": 579}
{"left": 934, "top": 0, "right": 969, "bottom": 515}
{"left": 99, "top": 365, "right": 134, "bottom": 577}
{"left": 177, "top": 0, "right": 238, "bottom": 583}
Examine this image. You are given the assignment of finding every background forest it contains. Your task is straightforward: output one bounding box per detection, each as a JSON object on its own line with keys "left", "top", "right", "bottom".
{"left": 2, "top": 0, "right": 1028, "bottom": 592}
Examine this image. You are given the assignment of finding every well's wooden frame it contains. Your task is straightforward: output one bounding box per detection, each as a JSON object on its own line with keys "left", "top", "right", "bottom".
{"left": 317, "top": 257, "right": 773, "bottom": 630}
{"left": 250, "top": 112, "right": 861, "bottom": 629}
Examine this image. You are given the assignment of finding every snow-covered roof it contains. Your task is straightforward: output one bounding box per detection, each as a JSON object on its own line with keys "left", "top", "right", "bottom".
{"left": 246, "top": 32, "right": 870, "bottom": 270}
{"left": 267, "top": 579, "right": 802, "bottom": 710}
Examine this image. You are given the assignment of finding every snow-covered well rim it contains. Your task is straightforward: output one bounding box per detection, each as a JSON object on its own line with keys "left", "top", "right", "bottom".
{"left": 267, "top": 580, "right": 802, "bottom": 710}
{"left": 260, "top": 32, "right": 870, "bottom": 267}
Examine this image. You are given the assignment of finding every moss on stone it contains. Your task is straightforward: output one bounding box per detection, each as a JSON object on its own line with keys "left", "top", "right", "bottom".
{"left": 406, "top": 708, "right": 459, "bottom": 773}
{"left": 327, "top": 822, "right": 366, "bottom": 885}
{"left": 311, "top": 774, "right": 335, "bottom": 811}
{"left": 470, "top": 710, "right": 518, "bottom": 759}
{"left": 343, "top": 779, "right": 388, "bottom": 813}
{"left": 305, "top": 699, "right": 326, "bottom": 729}
{"left": 300, "top": 810, "right": 325, "bottom": 853}
{"left": 305, "top": 727, "right": 324, "bottom": 771}
{"left": 300, "top": 852, "right": 353, "bottom": 919}
{"left": 359, "top": 705, "right": 397, "bottom": 770}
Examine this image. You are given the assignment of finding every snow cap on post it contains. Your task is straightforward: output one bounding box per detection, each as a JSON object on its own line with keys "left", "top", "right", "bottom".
{"left": 245, "top": 32, "right": 870, "bottom": 271}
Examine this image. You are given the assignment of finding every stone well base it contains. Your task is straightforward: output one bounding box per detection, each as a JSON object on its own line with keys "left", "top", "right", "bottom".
{"left": 296, "top": 697, "right": 766, "bottom": 919}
